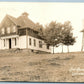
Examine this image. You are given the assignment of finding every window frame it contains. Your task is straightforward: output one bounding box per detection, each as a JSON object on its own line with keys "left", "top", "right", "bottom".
{"left": 34, "top": 39, "right": 36, "bottom": 47}
{"left": 4, "top": 39, "right": 5, "bottom": 47}
{"left": 14, "top": 38, "right": 17, "bottom": 46}
{"left": 39, "top": 41, "right": 42, "bottom": 48}
{"left": 7, "top": 27, "right": 10, "bottom": 34}
{"left": 47, "top": 45, "right": 49, "bottom": 49}
{"left": 1, "top": 28, "right": 5, "bottom": 34}
{"left": 29, "top": 38, "right": 32, "bottom": 45}
{"left": 13, "top": 26, "right": 16, "bottom": 32}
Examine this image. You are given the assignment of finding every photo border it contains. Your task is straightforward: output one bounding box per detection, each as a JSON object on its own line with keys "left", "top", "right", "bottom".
{"left": 0, "top": 0, "right": 84, "bottom": 84}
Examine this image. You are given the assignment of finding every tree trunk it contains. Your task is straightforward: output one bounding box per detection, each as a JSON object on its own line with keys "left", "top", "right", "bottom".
{"left": 53, "top": 45, "right": 54, "bottom": 54}
{"left": 67, "top": 46, "right": 69, "bottom": 53}
{"left": 62, "top": 44, "right": 63, "bottom": 53}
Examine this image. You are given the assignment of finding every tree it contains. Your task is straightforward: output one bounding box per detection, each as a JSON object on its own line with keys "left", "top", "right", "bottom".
{"left": 44, "top": 21, "right": 63, "bottom": 54}
{"left": 35, "top": 22, "right": 44, "bottom": 38}
{"left": 62, "top": 21, "right": 76, "bottom": 53}
{"left": 63, "top": 35, "right": 75, "bottom": 53}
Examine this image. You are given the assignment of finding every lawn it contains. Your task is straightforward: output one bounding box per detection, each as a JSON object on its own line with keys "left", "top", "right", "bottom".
{"left": 0, "top": 50, "right": 84, "bottom": 82}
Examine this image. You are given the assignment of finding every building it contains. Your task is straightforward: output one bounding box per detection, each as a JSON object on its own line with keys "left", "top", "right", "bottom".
{"left": 0, "top": 12, "right": 51, "bottom": 53}
{"left": 81, "top": 29, "right": 84, "bottom": 51}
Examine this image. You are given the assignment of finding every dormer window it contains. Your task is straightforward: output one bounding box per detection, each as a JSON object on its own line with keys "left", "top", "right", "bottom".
{"left": 1, "top": 28, "right": 5, "bottom": 34}
{"left": 7, "top": 27, "right": 10, "bottom": 33}
{"left": 13, "top": 26, "right": 16, "bottom": 32}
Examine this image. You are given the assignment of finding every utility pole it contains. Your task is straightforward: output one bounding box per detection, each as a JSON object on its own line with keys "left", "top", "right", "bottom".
{"left": 81, "top": 31, "right": 84, "bottom": 51}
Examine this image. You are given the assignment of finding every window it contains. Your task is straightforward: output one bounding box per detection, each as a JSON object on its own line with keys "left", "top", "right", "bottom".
{"left": 39, "top": 41, "right": 42, "bottom": 48}
{"left": 14, "top": 38, "right": 17, "bottom": 46}
{"left": 1, "top": 28, "right": 5, "bottom": 34}
{"left": 47, "top": 45, "right": 49, "bottom": 49}
{"left": 29, "top": 38, "right": 31, "bottom": 45}
{"left": 7, "top": 27, "right": 10, "bottom": 33}
{"left": 13, "top": 26, "right": 16, "bottom": 32}
{"left": 4, "top": 39, "right": 5, "bottom": 47}
{"left": 34, "top": 39, "right": 36, "bottom": 47}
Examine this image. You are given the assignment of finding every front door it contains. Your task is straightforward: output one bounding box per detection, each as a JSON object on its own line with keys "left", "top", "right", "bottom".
{"left": 9, "top": 39, "right": 11, "bottom": 49}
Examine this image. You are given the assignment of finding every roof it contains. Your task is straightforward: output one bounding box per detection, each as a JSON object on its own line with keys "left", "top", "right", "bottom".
{"left": 81, "top": 29, "right": 84, "bottom": 32}
{"left": 16, "top": 15, "right": 36, "bottom": 29}
{"left": 0, "top": 13, "right": 37, "bottom": 31}
{"left": 7, "top": 15, "right": 17, "bottom": 25}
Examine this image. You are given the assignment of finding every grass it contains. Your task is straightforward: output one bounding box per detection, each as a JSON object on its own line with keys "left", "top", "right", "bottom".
{"left": 0, "top": 50, "right": 84, "bottom": 82}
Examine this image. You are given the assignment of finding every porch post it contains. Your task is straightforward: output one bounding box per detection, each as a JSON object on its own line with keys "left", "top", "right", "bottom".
{"left": 26, "top": 28, "right": 28, "bottom": 49}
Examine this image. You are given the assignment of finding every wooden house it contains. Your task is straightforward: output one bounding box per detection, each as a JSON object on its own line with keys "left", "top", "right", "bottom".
{"left": 0, "top": 12, "right": 51, "bottom": 53}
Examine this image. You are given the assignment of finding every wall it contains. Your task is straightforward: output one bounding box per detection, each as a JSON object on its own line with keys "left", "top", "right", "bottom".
{"left": 0, "top": 15, "right": 17, "bottom": 36}
{"left": 27, "top": 35, "right": 51, "bottom": 53}
{"left": 0, "top": 35, "right": 51, "bottom": 53}
{"left": 0, "top": 39, "right": 9, "bottom": 49}
{"left": 11, "top": 38, "right": 19, "bottom": 48}
{"left": 19, "top": 36, "right": 26, "bottom": 49}
{"left": 0, "top": 35, "right": 19, "bottom": 49}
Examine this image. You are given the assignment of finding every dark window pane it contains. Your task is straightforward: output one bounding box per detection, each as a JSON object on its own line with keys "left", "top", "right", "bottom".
{"left": 29, "top": 38, "right": 31, "bottom": 45}
{"left": 34, "top": 39, "right": 36, "bottom": 46}
{"left": 47, "top": 45, "right": 49, "bottom": 49}
{"left": 15, "top": 38, "right": 17, "bottom": 46}
{"left": 39, "top": 41, "right": 42, "bottom": 48}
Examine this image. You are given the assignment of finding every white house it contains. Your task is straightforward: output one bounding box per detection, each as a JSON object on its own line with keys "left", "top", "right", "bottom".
{"left": 0, "top": 12, "right": 51, "bottom": 53}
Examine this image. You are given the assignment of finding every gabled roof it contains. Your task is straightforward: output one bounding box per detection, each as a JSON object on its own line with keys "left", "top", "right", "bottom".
{"left": 17, "top": 15, "right": 36, "bottom": 29}
{"left": 7, "top": 14, "right": 17, "bottom": 25}
{"left": 0, "top": 14, "right": 17, "bottom": 28}
{"left": 0, "top": 13, "right": 37, "bottom": 31}
{"left": 81, "top": 29, "right": 84, "bottom": 32}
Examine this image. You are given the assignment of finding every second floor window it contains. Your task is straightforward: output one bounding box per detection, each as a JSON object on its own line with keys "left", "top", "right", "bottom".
{"left": 13, "top": 26, "right": 16, "bottom": 32}
{"left": 1, "top": 28, "right": 5, "bottom": 34}
{"left": 7, "top": 27, "right": 10, "bottom": 33}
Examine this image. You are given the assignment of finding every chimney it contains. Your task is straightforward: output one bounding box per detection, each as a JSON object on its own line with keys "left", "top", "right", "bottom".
{"left": 22, "top": 12, "right": 29, "bottom": 17}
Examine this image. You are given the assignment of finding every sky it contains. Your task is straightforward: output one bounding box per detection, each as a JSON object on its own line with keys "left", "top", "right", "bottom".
{"left": 0, "top": 2, "right": 84, "bottom": 53}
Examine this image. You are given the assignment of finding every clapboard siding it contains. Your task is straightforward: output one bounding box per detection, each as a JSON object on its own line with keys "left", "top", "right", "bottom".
{"left": 0, "top": 15, "right": 17, "bottom": 36}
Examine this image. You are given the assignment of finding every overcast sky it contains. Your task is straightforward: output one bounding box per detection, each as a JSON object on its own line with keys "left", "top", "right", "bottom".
{"left": 0, "top": 2, "right": 84, "bottom": 53}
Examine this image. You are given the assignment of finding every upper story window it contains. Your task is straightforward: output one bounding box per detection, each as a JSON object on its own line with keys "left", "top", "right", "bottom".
{"left": 1, "top": 28, "right": 5, "bottom": 34}
{"left": 7, "top": 27, "right": 10, "bottom": 33}
{"left": 29, "top": 38, "right": 32, "bottom": 45}
{"left": 39, "top": 41, "right": 42, "bottom": 48}
{"left": 34, "top": 39, "right": 36, "bottom": 47}
{"left": 13, "top": 26, "right": 16, "bottom": 32}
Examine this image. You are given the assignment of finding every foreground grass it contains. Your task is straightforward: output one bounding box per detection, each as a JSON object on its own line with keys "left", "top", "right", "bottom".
{"left": 0, "top": 51, "right": 84, "bottom": 82}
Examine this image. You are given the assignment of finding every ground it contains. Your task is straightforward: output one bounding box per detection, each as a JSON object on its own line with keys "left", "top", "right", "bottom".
{"left": 0, "top": 50, "right": 84, "bottom": 82}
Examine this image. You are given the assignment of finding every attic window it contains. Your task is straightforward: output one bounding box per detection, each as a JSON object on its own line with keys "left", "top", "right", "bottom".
{"left": 1, "top": 28, "right": 5, "bottom": 34}
{"left": 7, "top": 27, "right": 10, "bottom": 33}
{"left": 13, "top": 26, "right": 16, "bottom": 32}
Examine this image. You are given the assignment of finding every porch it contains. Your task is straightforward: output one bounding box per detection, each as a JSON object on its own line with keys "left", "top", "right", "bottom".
{"left": 0, "top": 35, "right": 19, "bottom": 49}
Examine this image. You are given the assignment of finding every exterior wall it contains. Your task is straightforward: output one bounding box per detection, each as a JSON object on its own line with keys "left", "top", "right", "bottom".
{"left": 19, "top": 36, "right": 26, "bottom": 49}
{"left": 27, "top": 35, "right": 51, "bottom": 53}
{"left": 0, "top": 39, "right": 9, "bottom": 49}
{"left": 0, "top": 35, "right": 51, "bottom": 53}
{"left": 0, "top": 16, "right": 17, "bottom": 36}
{"left": 0, "top": 35, "right": 19, "bottom": 49}
{"left": 11, "top": 38, "right": 19, "bottom": 48}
